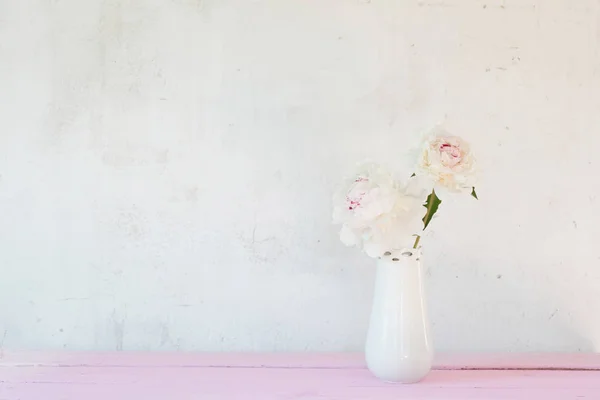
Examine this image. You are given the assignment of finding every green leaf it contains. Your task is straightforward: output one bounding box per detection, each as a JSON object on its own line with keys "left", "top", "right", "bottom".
{"left": 422, "top": 190, "right": 441, "bottom": 231}
{"left": 471, "top": 187, "right": 478, "bottom": 200}
{"left": 410, "top": 173, "right": 416, "bottom": 177}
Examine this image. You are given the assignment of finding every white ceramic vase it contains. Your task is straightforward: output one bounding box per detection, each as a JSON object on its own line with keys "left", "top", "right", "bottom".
{"left": 365, "top": 248, "right": 433, "bottom": 383}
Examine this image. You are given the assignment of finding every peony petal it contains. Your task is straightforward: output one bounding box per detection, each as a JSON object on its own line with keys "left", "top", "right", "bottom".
{"left": 339, "top": 224, "right": 361, "bottom": 247}
{"left": 363, "top": 241, "right": 387, "bottom": 258}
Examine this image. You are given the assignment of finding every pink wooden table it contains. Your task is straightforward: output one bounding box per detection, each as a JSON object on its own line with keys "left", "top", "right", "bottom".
{"left": 1, "top": 352, "right": 599, "bottom": 399}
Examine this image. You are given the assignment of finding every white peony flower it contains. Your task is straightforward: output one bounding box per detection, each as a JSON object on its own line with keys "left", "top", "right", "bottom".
{"left": 416, "top": 127, "right": 477, "bottom": 195}
{"left": 333, "top": 162, "right": 426, "bottom": 258}
{"left": 333, "top": 162, "right": 397, "bottom": 226}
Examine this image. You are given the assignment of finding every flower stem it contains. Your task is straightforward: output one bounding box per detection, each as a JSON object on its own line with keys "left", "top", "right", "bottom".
{"left": 413, "top": 235, "right": 421, "bottom": 249}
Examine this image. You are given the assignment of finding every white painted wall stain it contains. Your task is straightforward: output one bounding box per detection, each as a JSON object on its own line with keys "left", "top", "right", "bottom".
{"left": 1, "top": 0, "right": 600, "bottom": 352}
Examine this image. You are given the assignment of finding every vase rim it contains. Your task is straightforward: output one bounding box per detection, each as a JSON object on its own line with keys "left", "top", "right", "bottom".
{"left": 379, "top": 247, "right": 422, "bottom": 261}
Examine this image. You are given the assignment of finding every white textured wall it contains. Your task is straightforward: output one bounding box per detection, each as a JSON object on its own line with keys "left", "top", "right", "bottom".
{"left": 1, "top": 0, "right": 600, "bottom": 352}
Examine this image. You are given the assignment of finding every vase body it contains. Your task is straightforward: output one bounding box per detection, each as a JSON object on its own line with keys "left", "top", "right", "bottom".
{"left": 365, "top": 248, "right": 433, "bottom": 383}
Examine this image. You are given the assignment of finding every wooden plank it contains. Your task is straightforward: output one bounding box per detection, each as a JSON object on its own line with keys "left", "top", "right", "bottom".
{"left": 1, "top": 352, "right": 600, "bottom": 370}
{"left": 1, "top": 368, "right": 599, "bottom": 400}
{"left": 1, "top": 353, "right": 599, "bottom": 399}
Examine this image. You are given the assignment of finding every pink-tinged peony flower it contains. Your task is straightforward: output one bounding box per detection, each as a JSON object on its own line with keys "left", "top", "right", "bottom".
{"left": 417, "top": 128, "right": 477, "bottom": 194}
{"left": 333, "top": 162, "right": 425, "bottom": 258}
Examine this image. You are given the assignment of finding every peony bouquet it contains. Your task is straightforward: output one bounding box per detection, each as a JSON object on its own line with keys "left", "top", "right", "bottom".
{"left": 333, "top": 127, "right": 477, "bottom": 257}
